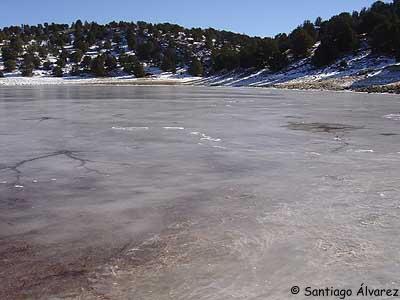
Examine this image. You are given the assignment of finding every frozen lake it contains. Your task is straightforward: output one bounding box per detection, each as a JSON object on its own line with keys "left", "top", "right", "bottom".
{"left": 1, "top": 86, "right": 400, "bottom": 299}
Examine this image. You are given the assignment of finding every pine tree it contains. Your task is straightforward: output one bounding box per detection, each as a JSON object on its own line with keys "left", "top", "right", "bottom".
{"left": 90, "top": 55, "right": 106, "bottom": 77}
{"left": 275, "top": 33, "right": 291, "bottom": 52}
{"left": 103, "top": 40, "right": 112, "bottom": 50}
{"left": 161, "top": 51, "right": 176, "bottom": 73}
{"left": 133, "top": 62, "right": 145, "bottom": 78}
{"left": 56, "top": 58, "right": 67, "bottom": 68}
{"left": 105, "top": 54, "right": 118, "bottom": 72}
{"left": 74, "top": 39, "right": 89, "bottom": 53}
{"left": 9, "top": 36, "right": 24, "bottom": 54}
{"left": 70, "top": 64, "right": 81, "bottom": 76}
{"left": 325, "top": 15, "right": 358, "bottom": 52}
{"left": 1, "top": 47, "right": 18, "bottom": 61}
{"left": 43, "top": 61, "right": 52, "bottom": 71}
{"left": 4, "top": 60, "right": 17, "bottom": 72}
{"left": 112, "top": 33, "right": 122, "bottom": 44}
{"left": 312, "top": 14, "right": 358, "bottom": 67}
{"left": 52, "top": 66, "right": 63, "bottom": 77}
{"left": 289, "top": 28, "right": 314, "bottom": 58}
{"left": 239, "top": 43, "right": 258, "bottom": 68}
{"left": 302, "top": 20, "right": 318, "bottom": 41}
{"left": 81, "top": 56, "right": 92, "bottom": 71}
{"left": 120, "top": 54, "right": 145, "bottom": 77}
{"left": 74, "top": 19, "right": 83, "bottom": 32}
{"left": 127, "top": 30, "right": 137, "bottom": 50}
{"left": 70, "top": 50, "right": 83, "bottom": 63}
{"left": 21, "top": 65, "right": 34, "bottom": 77}
{"left": 137, "top": 42, "right": 155, "bottom": 61}
{"left": 212, "top": 46, "right": 240, "bottom": 71}
{"left": 268, "top": 51, "right": 289, "bottom": 71}
{"left": 315, "top": 17, "right": 323, "bottom": 27}
{"left": 188, "top": 58, "right": 203, "bottom": 76}
{"left": 21, "top": 54, "right": 34, "bottom": 77}
{"left": 312, "top": 39, "right": 339, "bottom": 67}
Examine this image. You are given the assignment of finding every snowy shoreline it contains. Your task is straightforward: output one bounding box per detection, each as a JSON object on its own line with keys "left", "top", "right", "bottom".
{"left": 1, "top": 75, "right": 399, "bottom": 94}
{"left": 0, "top": 75, "right": 200, "bottom": 86}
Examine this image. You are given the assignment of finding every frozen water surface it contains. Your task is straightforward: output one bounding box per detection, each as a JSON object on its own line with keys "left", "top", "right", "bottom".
{"left": 1, "top": 86, "right": 400, "bottom": 299}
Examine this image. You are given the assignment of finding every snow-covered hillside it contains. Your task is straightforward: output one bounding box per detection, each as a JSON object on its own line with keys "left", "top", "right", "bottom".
{"left": 0, "top": 21, "right": 214, "bottom": 82}
{"left": 2, "top": 46, "right": 400, "bottom": 93}
{"left": 1, "top": 17, "right": 400, "bottom": 92}
{"left": 192, "top": 47, "right": 400, "bottom": 93}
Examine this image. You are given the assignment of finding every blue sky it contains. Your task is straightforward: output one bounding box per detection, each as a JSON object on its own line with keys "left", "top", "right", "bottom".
{"left": 1, "top": 0, "right": 382, "bottom": 37}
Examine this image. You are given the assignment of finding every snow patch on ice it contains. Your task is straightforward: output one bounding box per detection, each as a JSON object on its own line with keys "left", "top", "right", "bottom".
{"left": 200, "top": 134, "right": 221, "bottom": 142}
{"left": 112, "top": 126, "right": 149, "bottom": 131}
{"left": 308, "top": 152, "right": 321, "bottom": 156}
{"left": 163, "top": 127, "right": 185, "bottom": 130}
{"left": 212, "top": 145, "right": 227, "bottom": 149}
{"left": 190, "top": 131, "right": 221, "bottom": 142}
{"left": 353, "top": 149, "right": 375, "bottom": 153}
{"left": 384, "top": 114, "right": 400, "bottom": 121}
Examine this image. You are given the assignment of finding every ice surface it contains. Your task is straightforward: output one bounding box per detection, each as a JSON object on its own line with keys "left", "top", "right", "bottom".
{"left": 1, "top": 86, "right": 400, "bottom": 299}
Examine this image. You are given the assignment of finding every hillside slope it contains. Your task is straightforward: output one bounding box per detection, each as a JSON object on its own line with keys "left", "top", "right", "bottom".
{"left": 193, "top": 46, "right": 400, "bottom": 93}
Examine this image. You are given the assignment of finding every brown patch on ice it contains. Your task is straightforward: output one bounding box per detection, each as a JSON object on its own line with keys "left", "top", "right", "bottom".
{"left": 285, "top": 122, "right": 362, "bottom": 133}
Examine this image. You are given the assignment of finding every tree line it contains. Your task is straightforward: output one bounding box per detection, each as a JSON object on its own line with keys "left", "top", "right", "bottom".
{"left": 0, "top": 0, "right": 399, "bottom": 78}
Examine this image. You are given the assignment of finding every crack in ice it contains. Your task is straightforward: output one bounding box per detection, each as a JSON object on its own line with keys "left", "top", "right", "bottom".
{"left": 0, "top": 150, "right": 106, "bottom": 186}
